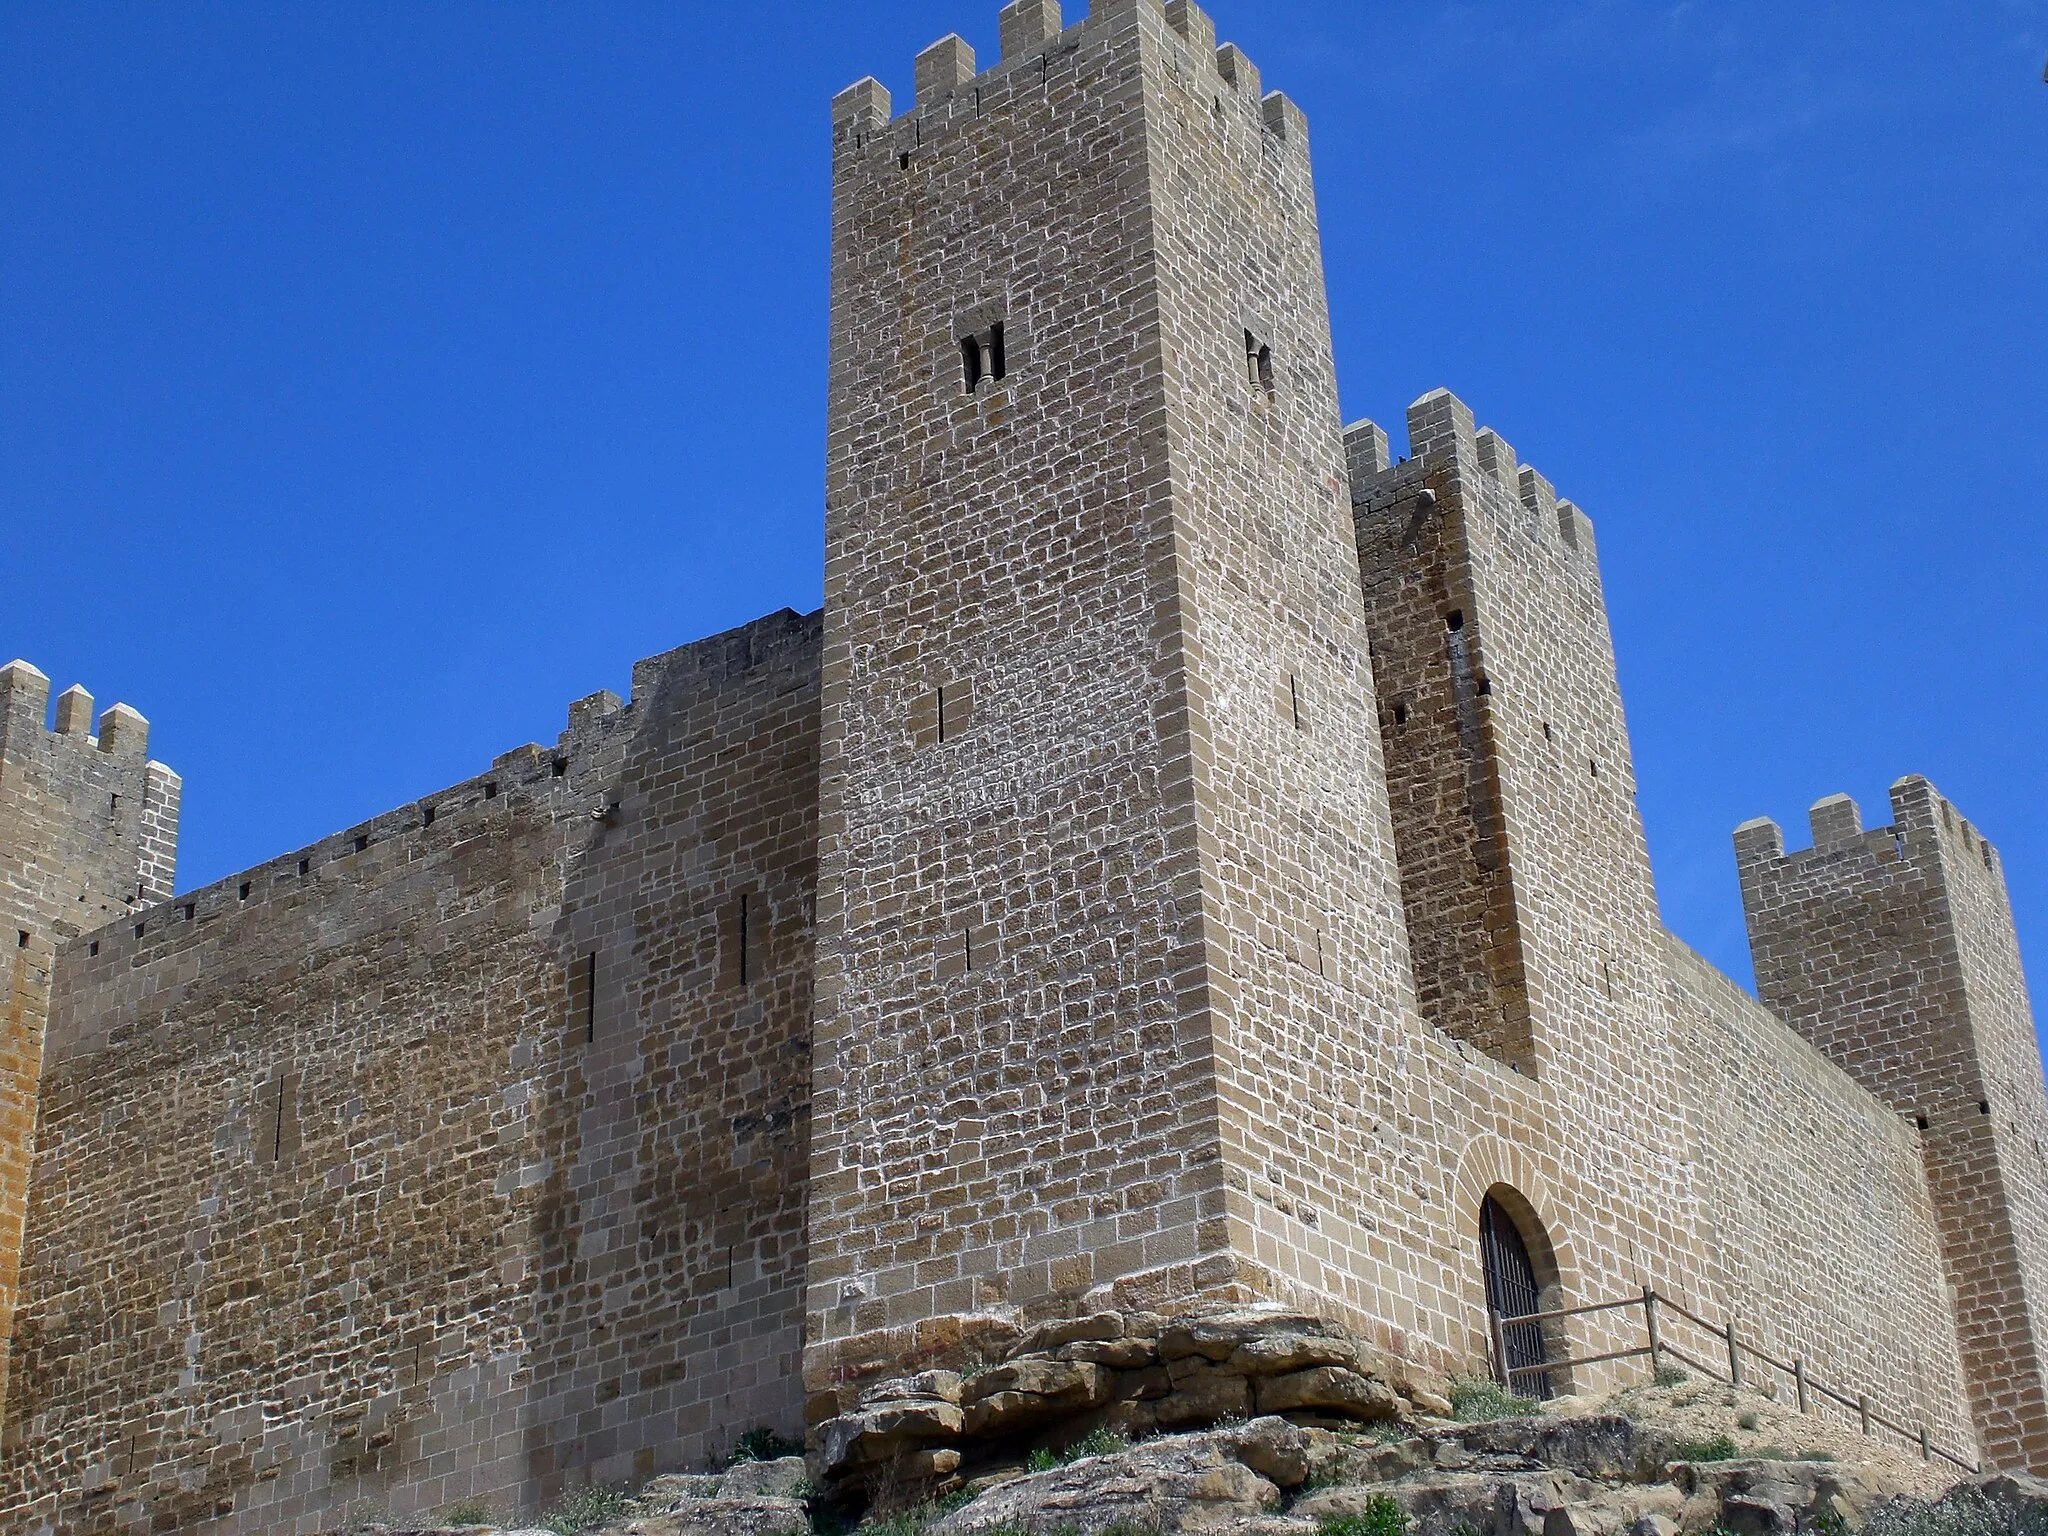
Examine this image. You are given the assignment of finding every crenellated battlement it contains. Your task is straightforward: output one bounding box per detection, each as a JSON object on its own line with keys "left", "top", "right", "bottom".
{"left": 1396, "top": 388, "right": 1601, "bottom": 563}
{"left": 1734, "top": 776, "right": 2007, "bottom": 886}
{"left": 831, "top": 0, "right": 1309, "bottom": 163}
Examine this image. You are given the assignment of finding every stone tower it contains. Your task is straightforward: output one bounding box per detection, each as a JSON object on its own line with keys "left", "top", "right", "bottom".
{"left": 0, "top": 659, "right": 179, "bottom": 1402}
{"left": 1737, "top": 778, "right": 2048, "bottom": 1471}
{"left": 809, "top": 0, "right": 1422, "bottom": 1385}
{"left": 1346, "top": 393, "right": 1713, "bottom": 1374}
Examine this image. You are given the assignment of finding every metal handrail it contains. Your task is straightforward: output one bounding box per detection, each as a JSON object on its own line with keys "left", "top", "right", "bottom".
{"left": 1485, "top": 1286, "right": 1980, "bottom": 1475}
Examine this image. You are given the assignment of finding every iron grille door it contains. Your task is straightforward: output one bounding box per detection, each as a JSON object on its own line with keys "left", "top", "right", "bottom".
{"left": 1480, "top": 1195, "right": 1551, "bottom": 1398}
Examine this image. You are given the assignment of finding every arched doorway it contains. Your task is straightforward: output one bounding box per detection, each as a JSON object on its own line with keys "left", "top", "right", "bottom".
{"left": 1480, "top": 1193, "right": 1552, "bottom": 1398}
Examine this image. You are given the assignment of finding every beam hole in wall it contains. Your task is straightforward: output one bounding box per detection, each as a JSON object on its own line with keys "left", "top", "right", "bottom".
{"left": 899, "top": 151, "right": 911, "bottom": 170}
{"left": 88, "top": 941, "right": 98, "bottom": 957}
{"left": 485, "top": 782, "right": 499, "bottom": 801}
{"left": 422, "top": 805, "right": 436, "bottom": 828}
{"left": 1446, "top": 610, "right": 1465, "bottom": 632}
{"left": 15, "top": 930, "right": 25, "bottom": 949}
{"left": 1917, "top": 1114, "right": 1930, "bottom": 1130}
{"left": 354, "top": 834, "right": 370, "bottom": 853}
{"left": 1589, "top": 760, "right": 1599, "bottom": 779}
{"left": 238, "top": 882, "right": 252, "bottom": 902}
{"left": 553, "top": 757, "right": 569, "bottom": 778}
{"left": 1393, "top": 702, "right": 1408, "bottom": 728}
{"left": 134, "top": 923, "right": 144, "bottom": 938}
{"left": 298, "top": 858, "right": 311, "bottom": 876}
{"left": 183, "top": 904, "right": 195, "bottom": 922}
{"left": 1542, "top": 722, "right": 1553, "bottom": 742}
{"left": 1476, "top": 676, "right": 1492, "bottom": 697}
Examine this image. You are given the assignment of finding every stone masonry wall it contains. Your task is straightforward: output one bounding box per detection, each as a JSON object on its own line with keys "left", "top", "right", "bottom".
{"left": 0, "top": 611, "right": 819, "bottom": 1535}
{"left": 1662, "top": 933, "right": 1974, "bottom": 1454}
{"left": 1349, "top": 394, "right": 1716, "bottom": 1388}
{"left": 812, "top": 0, "right": 1241, "bottom": 1395}
{"left": 1737, "top": 780, "right": 2048, "bottom": 1471}
{"left": 0, "top": 660, "right": 180, "bottom": 1413}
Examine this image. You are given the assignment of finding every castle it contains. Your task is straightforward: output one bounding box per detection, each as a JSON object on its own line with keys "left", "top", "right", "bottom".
{"left": 2, "top": 2, "right": 2045, "bottom": 1531}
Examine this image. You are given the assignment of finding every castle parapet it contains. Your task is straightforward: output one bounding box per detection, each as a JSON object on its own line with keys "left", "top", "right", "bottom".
{"left": 838, "top": 0, "right": 1308, "bottom": 163}
{"left": 1400, "top": 388, "right": 1600, "bottom": 567}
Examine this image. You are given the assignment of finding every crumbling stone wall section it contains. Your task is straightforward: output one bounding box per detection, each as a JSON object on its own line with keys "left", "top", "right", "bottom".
{"left": 1661, "top": 933, "right": 1973, "bottom": 1453}
{"left": 1349, "top": 392, "right": 1715, "bottom": 1384}
{"left": 0, "top": 611, "right": 819, "bottom": 1534}
{"left": 0, "top": 659, "right": 179, "bottom": 1413}
{"left": 1737, "top": 780, "right": 2048, "bottom": 1471}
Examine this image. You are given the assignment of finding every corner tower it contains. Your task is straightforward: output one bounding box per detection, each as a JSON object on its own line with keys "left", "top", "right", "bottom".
{"left": 1737, "top": 779, "right": 2048, "bottom": 1470}
{"left": 811, "top": 0, "right": 1417, "bottom": 1388}
{"left": 0, "top": 659, "right": 180, "bottom": 1403}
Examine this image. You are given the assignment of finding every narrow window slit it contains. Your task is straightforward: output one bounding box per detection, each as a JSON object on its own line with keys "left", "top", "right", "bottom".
{"left": 238, "top": 881, "right": 252, "bottom": 902}
{"left": 422, "top": 805, "right": 436, "bottom": 828}
{"left": 298, "top": 858, "right": 311, "bottom": 876}
{"left": 15, "top": 931, "right": 27, "bottom": 949}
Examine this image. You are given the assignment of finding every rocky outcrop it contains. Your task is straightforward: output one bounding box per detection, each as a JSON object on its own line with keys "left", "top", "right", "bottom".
{"left": 810, "top": 1305, "right": 1451, "bottom": 1499}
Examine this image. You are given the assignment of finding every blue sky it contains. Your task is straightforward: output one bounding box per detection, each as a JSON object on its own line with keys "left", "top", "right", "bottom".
{"left": 4, "top": 1, "right": 2044, "bottom": 999}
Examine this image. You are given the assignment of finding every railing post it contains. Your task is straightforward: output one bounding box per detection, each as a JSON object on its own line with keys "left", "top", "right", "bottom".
{"left": 1491, "top": 1310, "right": 1510, "bottom": 1389}
{"left": 1920, "top": 1425, "right": 1931, "bottom": 1461}
{"left": 1643, "top": 1288, "right": 1662, "bottom": 1378}
{"left": 1726, "top": 1316, "right": 1743, "bottom": 1388}
{"left": 1793, "top": 1355, "right": 1809, "bottom": 1414}
{"left": 1859, "top": 1394, "right": 1872, "bottom": 1436}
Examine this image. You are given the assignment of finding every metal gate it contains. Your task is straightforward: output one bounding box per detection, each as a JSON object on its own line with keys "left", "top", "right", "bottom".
{"left": 1481, "top": 1195, "right": 1551, "bottom": 1398}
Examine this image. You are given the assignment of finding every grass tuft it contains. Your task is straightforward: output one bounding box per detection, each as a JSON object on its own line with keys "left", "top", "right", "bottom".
{"left": 1449, "top": 1376, "right": 1539, "bottom": 1422}
{"left": 1674, "top": 1434, "right": 1739, "bottom": 1463}
{"left": 1318, "top": 1494, "right": 1411, "bottom": 1536}
{"left": 541, "top": 1482, "right": 630, "bottom": 1535}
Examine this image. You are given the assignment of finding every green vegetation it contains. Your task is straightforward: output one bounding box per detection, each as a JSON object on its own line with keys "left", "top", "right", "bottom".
{"left": 1317, "top": 1494, "right": 1411, "bottom": 1536}
{"left": 443, "top": 1499, "right": 494, "bottom": 1527}
{"left": 1863, "top": 1490, "right": 2045, "bottom": 1536}
{"left": 1028, "top": 1425, "right": 1133, "bottom": 1472}
{"left": 1673, "top": 1435, "right": 1739, "bottom": 1463}
{"left": 541, "top": 1482, "right": 630, "bottom": 1535}
{"left": 1448, "top": 1376, "right": 1539, "bottom": 1422}
{"left": 1654, "top": 1366, "right": 1689, "bottom": 1388}
{"left": 854, "top": 1490, "right": 981, "bottom": 1536}
{"left": 729, "top": 1426, "right": 806, "bottom": 1465}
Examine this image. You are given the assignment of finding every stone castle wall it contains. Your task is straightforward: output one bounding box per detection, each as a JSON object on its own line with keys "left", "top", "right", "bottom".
{"left": 1349, "top": 394, "right": 1715, "bottom": 1391}
{"left": 0, "top": 661, "right": 179, "bottom": 1413}
{"left": 0, "top": 611, "right": 819, "bottom": 1534}
{"left": 3, "top": 1, "right": 2045, "bottom": 1524}
{"left": 1662, "top": 933, "right": 1972, "bottom": 1449}
{"left": 1738, "top": 781, "right": 2048, "bottom": 1469}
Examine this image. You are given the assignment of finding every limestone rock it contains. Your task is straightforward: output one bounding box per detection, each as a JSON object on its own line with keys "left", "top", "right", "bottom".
{"left": 718, "top": 1457, "right": 808, "bottom": 1499}
{"left": 1160, "top": 1310, "right": 1334, "bottom": 1363}
{"left": 1254, "top": 1365, "right": 1400, "bottom": 1421}
{"left": 961, "top": 1360, "right": 1114, "bottom": 1435}
{"left": 1007, "top": 1314, "right": 1126, "bottom": 1359}
{"left": 929, "top": 1433, "right": 1283, "bottom": 1536}
{"left": 618, "top": 1497, "right": 810, "bottom": 1536}
{"left": 1227, "top": 1333, "right": 1360, "bottom": 1377}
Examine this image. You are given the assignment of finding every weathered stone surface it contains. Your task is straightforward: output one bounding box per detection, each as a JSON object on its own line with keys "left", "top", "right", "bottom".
{"left": 1451, "top": 1416, "right": 1668, "bottom": 1482}
{"left": 1156, "top": 1367, "right": 1254, "bottom": 1428}
{"left": 717, "top": 1458, "right": 809, "bottom": 1500}
{"left": 961, "top": 1360, "right": 1114, "bottom": 1435}
{"left": 1008, "top": 1314, "right": 1126, "bottom": 1359}
{"left": 1161, "top": 1312, "right": 1335, "bottom": 1364}
{"left": 617, "top": 1498, "right": 810, "bottom": 1536}
{"left": 1228, "top": 1333, "right": 1360, "bottom": 1377}
{"left": 929, "top": 1435, "right": 1284, "bottom": 1536}
{"left": 1254, "top": 1366, "right": 1399, "bottom": 1421}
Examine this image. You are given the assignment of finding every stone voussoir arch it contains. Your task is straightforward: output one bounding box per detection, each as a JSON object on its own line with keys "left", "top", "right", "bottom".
{"left": 1447, "top": 1136, "right": 1584, "bottom": 1365}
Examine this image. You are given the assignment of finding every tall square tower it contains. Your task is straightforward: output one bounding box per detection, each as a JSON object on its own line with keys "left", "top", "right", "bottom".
{"left": 809, "top": 0, "right": 1418, "bottom": 1389}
